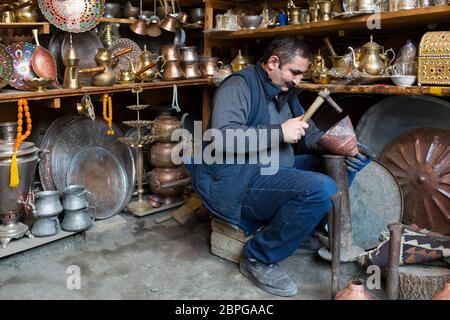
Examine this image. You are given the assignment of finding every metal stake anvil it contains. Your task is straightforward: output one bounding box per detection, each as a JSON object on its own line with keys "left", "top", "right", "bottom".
{"left": 319, "top": 155, "right": 365, "bottom": 263}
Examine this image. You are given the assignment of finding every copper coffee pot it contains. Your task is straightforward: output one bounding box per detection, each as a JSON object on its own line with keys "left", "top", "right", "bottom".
{"left": 160, "top": 44, "right": 181, "bottom": 62}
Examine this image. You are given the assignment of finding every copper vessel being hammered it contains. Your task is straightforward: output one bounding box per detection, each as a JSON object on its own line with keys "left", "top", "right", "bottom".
{"left": 317, "top": 116, "right": 359, "bottom": 157}
{"left": 432, "top": 283, "right": 450, "bottom": 300}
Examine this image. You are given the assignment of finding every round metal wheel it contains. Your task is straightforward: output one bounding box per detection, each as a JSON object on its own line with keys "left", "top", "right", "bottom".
{"left": 380, "top": 128, "right": 450, "bottom": 234}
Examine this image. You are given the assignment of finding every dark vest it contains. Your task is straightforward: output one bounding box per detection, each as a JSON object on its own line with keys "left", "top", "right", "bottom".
{"left": 191, "top": 63, "right": 307, "bottom": 229}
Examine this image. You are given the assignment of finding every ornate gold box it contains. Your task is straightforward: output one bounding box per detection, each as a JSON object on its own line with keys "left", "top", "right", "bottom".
{"left": 418, "top": 31, "right": 450, "bottom": 86}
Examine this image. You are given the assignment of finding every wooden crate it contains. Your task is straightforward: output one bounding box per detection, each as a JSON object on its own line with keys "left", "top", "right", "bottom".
{"left": 210, "top": 218, "right": 252, "bottom": 264}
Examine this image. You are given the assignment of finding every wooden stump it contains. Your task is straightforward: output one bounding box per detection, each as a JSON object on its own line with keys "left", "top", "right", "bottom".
{"left": 399, "top": 265, "right": 450, "bottom": 300}
{"left": 210, "top": 218, "right": 252, "bottom": 264}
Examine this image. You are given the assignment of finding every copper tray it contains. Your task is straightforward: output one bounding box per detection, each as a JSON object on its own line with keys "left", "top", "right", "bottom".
{"left": 38, "top": 0, "right": 105, "bottom": 33}
{"left": 39, "top": 116, "right": 135, "bottom": 219}
{"left": 356, "top": 96, "right": 450, "bottom": 157}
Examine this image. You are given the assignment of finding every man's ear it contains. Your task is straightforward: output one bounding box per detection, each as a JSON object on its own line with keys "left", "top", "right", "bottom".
{"left": 266, "top": 55, "right": 280, "bottom": 71}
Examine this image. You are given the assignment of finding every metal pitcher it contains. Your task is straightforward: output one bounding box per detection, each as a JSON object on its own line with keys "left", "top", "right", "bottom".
{"left": 160, "top": 44, "right": 181, "bottom": 62}
{"left": 161, "top": 60, "right": 184, "bottom": 80}
{"left": 31, "top": 217, "right": 60, "bottom": 237}
{"left": 34, "top": 190, "right": 63, "bottom": 217}
{"left": 61, "top": 206, "right": 95, "bottom": 232}
{"left": 199, "top": 56, "right": 223, "bottom": 78}
{"left": 183, "top": 62, "right": 202, "bottom": 79}
{"left": 180, "top": 46, "right": 198, "bottom": 63}
{"left": 62, "top": 185, "right": 91, "bottom": 211}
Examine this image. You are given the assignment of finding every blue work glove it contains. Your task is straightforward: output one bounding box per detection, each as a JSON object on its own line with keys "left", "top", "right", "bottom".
{"left": 346, "top": 143, "right": 375, "bottom": 185}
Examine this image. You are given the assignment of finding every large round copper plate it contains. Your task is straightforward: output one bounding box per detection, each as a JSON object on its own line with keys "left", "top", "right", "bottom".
{"left": 66, "top": 146, "right": 128, "bottom": 220}
{"left": 0, "top": 44, "right": 14, "bottom": 83}
{"left": 40, "top": 116, "right": 134, "bottom": 219}
{"left": 38, "top": 0, "right": 105, "bottom": 33}
{"left": 380, "top": 128, "right": 450, "bottom": 234}
{"left": 6, "top": 42, "right": 38, "bottom": 90}
{"left": 349, "top": 160, "right": 403, "bottom": 250}
{"left": 48, "top": 30, "right": 66, "bottom": 81}
{"left": 356, "top": 96, "right": 450, "bottom": 157}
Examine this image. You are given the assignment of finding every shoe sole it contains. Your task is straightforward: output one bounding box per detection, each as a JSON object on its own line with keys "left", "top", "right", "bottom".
{"left": 238, "top": 263, "right": 298, "bottom": 297}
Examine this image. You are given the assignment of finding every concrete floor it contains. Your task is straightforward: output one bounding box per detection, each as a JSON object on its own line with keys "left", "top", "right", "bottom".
{"left": 0, "top": 210, "right": 384, "bottom": 300}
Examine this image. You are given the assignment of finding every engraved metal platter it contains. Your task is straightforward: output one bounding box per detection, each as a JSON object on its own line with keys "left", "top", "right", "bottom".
{"left": 356, "top": 96, "right": 450, "bottom": 157}
{"left": 6, "top": 42, "right": 38, "bottom": 90}
{"left": 39, "top": 116, "right": 135, "bottom": 219}
{"left": 38, "top": 0, "right": 105, "bottom": 33}
{"left": 109, "top": 38, "right": 142, "bottom": 79}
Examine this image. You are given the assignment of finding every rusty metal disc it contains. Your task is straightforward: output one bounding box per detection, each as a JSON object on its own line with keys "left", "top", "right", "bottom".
{"left": 38, "top": 0, "right": 105, "bottom": 33}
{"left": 380, "top": 128, "right": 450, "bottom": 234}
{"left": 356, "top": 96, "right": 450, "bottom": 157}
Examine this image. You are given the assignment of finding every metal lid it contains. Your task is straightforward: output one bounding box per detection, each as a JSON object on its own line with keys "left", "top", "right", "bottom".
{"left": 0, "top": 141, "right": 38, "bottom": 158}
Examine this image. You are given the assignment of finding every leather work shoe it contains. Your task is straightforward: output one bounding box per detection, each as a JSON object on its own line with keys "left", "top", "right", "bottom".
{"left": 239, "top": 255, "right": 298, "bottom": 297}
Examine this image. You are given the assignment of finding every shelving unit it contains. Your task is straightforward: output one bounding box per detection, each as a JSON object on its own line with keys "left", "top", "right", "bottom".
{"left": 205, "top": 6, "right": 450, "bottom": 39}
{"left": 0, "top": 22, "right": 50, "bottom": 34}
{"left": 298, "top": 82, "right": 450, "bottom": 96}
{"left": 0, "top": 79, "right": 209, "bottom": 104}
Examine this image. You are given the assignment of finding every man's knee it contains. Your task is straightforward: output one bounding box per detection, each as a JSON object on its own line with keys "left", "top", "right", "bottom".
{"left": 307, "top": 174, "right": 337, "bottom": 203}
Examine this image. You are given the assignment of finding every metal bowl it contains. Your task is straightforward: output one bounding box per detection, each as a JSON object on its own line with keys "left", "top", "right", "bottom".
{"left": 104, "top": 2, "right": 121, "bottom": 18}
{"left": 238, "top": 15, "right": 263, "bottom": 29}
{"left": 189, "top": 7, "right": 205, "bottom": 24}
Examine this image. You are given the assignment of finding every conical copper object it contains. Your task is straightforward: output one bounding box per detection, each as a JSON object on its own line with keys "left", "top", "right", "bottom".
{"left": 130, "top": 16, "right": 149, "bottom": 36}
{"left": 432, "top": 283, "right": 450, "bottom": 300}
{"left": 334, "top": 280, "right": 374, "bottom": 300}
{"left": 160, "top": 14, "right": 177, "bottom": 33}
{"left": 317, "top": 116, "right": 359, "bottom": 157}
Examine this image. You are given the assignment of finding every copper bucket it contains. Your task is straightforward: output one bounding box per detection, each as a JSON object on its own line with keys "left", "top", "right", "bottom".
{"left": 317, "top": 116, "right": 359, "bottom": 157}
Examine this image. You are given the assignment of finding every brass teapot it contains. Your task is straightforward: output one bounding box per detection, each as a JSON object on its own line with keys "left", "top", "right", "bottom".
{"left": 116, "top": 56, "right": 160, "bottom": 84}
{"left": 349, "top": 36, "right": 392, "bottom": 75}
{"left": 136, "top": 45, "right": 161, "bottom": 81}
{"left": 231, "top": 50, "right": 249, "bottom": 72}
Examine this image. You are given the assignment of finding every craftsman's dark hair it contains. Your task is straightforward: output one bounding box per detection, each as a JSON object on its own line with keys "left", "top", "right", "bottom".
{"left": 261, "top": 36, "right": 311, "bottom": 67}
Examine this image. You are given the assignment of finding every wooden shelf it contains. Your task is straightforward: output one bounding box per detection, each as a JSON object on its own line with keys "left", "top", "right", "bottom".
{"left": 0, "top": 22, "right": 50, "bottom": 34}
{"left": 0, "top": 79, "right": 209, "bottom": 104}
{"left": 205, "top": 6, "right": 450, "bottom": 39}
{"left": 100, "top": 17, "right": 134, "bottom": 24}
{"left": 298, "top": 82, "right": 450, "bottom": 96}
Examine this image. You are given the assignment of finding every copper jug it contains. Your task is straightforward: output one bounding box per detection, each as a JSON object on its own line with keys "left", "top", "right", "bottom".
{"left": 183, "top": 62, "right": 202, "bottom": 79}
{"left": 334, "top": 280, "right": 374, "bottom": 300}
{"left": 161, "top": 60, "right": 184, "bottom": 80}
{"left": 160, "top": 44, "right": 181, "bottom": 62}
{"left": 200, "top": 56, "right": 223, "bottom": 78}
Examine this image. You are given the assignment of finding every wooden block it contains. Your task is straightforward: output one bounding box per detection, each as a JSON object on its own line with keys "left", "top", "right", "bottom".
{"left": 399, "top": 265, "right": 450, "bottom": 300}
{"left": 211, "top": 218, "right": 249, "bottom": 242}
{"left": 211, "top": 230, "right": 246, "bottom": 264}
{"left": 171, "top": 195, "right": 203, "bottom": 225}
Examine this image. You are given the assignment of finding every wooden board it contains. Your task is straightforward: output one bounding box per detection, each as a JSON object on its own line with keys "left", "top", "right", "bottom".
{"left": 172, "top": 195, "right": 203, "bottom": 225}
{"left": 130, "top": 199, "right": 187, "bottom": 217}
{"left": 0, "top": 230, "right": 77, "bottom": 259}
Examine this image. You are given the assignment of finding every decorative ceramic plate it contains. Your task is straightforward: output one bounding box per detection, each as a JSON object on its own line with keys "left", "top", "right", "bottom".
{"left": 6, "top": 42, "right": 38, "bottom": 90}
{"left": 38, "top": 0, "right": 105, "bottom": 33}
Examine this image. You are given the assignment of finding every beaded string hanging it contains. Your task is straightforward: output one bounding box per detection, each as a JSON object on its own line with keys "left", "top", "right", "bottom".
{"left": 10, "top": 98, "right": 32, "bottom": 188}
{"left": 102, "top": 93, "right": 114, "bottom": 135}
